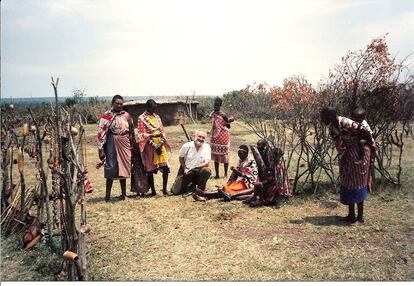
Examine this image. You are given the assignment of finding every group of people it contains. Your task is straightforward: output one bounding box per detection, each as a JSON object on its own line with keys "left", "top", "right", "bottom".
{"left": 97, "top": 95, "right": 375, "bottom": 222}
{"left": 97, "top": 96, "right": 292, "bottom": 208}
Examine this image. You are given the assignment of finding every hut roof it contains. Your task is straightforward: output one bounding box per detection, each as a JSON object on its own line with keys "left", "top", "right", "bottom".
{"left": 124, "top": 99, "right": 199, "bottom": 106}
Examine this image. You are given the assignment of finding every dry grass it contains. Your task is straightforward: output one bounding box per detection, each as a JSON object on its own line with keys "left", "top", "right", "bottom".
{"left": 2, "top": 121, "right": 414, "bottom": 281}
{"left": 1, "top": 234, "right": 62, "bottom": 281}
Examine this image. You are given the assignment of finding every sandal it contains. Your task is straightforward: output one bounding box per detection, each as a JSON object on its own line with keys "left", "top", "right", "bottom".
{"left": 192, "top": 193, "right": 207, "bottom": 202}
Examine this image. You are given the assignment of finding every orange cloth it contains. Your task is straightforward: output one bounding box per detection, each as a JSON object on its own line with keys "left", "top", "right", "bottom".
{"left": 223, "top": 180, "right": 248, "bottom": 195}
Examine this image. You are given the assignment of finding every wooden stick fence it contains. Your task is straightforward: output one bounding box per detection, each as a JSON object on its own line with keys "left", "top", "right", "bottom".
{"left": 1, "top": 77, "right": 89, "bottom": 281}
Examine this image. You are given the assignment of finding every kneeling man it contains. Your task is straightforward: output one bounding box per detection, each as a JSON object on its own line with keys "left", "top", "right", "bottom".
{"left": 171, "top": 130, "right": 211, "bottom": 195}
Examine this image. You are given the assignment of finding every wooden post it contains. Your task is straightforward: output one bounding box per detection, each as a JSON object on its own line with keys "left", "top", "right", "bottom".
{"left": 18, "top": 147, "right": 26, "bottom": 220}
{"left": 28, "top": 108, "right": 53, "bottom": 249}
{"left": 180, "top": 124, "right": 192, "bottom": 141}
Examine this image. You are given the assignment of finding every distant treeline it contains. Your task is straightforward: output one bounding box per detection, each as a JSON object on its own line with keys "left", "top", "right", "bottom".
{"left": 1, "top": 95, "right": 218, "bottom": 106}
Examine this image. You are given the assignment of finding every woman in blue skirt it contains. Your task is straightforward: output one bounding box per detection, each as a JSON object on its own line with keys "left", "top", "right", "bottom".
{"left": 321, "top": 106, "right": 374, "bottom": 224}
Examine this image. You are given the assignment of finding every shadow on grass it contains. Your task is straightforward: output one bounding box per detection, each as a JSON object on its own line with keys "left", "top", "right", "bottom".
{"left": 293, "top": 215, "right": 350, "bottom": 226}
{"left": 87, "top": 194, "right": 143, "bottom": 204}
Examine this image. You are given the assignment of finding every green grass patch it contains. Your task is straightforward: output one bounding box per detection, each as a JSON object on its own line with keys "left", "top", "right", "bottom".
{"left": 1, "top": 234, "right": 63, "bottom": 281}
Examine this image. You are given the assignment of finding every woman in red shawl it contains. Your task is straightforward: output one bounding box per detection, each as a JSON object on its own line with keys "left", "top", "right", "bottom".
{"left": 210, "top": 97, "right": 234, "bottom": 178}
{"left": 321, "top": 106, "right": 373, "bottom": 224}
{"left": 97, "top": 95, "right": 133, "bottom": 202}
{"left": 136, "top": 99, "right": 172, "bottom": 196}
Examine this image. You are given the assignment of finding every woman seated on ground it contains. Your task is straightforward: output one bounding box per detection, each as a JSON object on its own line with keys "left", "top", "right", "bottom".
{"left": 193, "top": 144, "right": 258, "bottom": 202}
{"left": 245, "top": 143, "right": 293, "bottom": 207}
{"left": 246, "top": 166, "right": 292, "bottom": 207}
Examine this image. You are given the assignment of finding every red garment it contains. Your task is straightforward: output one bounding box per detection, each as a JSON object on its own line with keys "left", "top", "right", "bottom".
{"left": 113, "top": 115, "right": 132, "bottom": 178}
{"left": 210, "top": 111, "right": 230, "bottom": 163}
{"left": 137, "top": 112, "right": 167, "bottom": 152}
{"left": 137, "top": 111, "right": 170, "bottom": 172}
{"left": 228, "top": 157, "right": 258, "bottom": 189}
{"left": 255, "top": 163, "right": 292, "bottom": 203}
{"left": 274, "top": 163, "right": 293, "bottom": 198}
{"left": 97, "top": 111, "right": 115, "bottom": 150}
{"left": 331, "top": 116, "right": 372, "bottom": 192}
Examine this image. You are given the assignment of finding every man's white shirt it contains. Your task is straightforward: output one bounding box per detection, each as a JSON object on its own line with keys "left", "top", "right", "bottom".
{"left": 179, "top": 141, "right": 211, "bottom": 170}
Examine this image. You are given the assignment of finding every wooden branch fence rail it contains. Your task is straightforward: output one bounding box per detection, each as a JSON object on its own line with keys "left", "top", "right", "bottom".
{"left": 1, "top": 77, "right": 89, "bottom": 281}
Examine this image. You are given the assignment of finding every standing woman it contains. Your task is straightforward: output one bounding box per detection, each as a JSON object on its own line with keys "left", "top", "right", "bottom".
{"left": 137, "top": 99, "right": 172, "bottom": 196}
{"left": 210, "top": 97, "right": 234, "bottom": 178}
{"left": 97, "top": 95, "right": 133, "bottom": 202}
{"left": 320, "top": 106, "right": 373, "bottom": 224}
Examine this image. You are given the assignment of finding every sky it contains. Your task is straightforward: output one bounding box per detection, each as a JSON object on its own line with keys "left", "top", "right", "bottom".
{"left": 1, "top": 0, "right": 413, "bottom": 99}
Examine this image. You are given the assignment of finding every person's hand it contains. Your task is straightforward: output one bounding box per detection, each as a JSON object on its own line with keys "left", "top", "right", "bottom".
{"left": 154, "top": 143, "right": 162, "bottom": 150}
{"left": 184, "top": 168, "right": 190, "bottom": 175}
{"left": 155, "top": 146, "right": 163, "bottom": 155}
{"left": 98, "top": 149, "right": 105, "bottom": 161}
{"left": 252, "top": 181, "right": 263, "bottom": 187}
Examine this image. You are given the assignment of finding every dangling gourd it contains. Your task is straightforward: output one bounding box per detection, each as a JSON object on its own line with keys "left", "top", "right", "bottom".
{"left": 71, "top": 126, "right": 79, "bottom": 136}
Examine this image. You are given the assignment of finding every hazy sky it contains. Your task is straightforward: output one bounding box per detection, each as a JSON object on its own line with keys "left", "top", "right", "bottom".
{"left": 1, "top": 0, "right": 413, "bottom": 99}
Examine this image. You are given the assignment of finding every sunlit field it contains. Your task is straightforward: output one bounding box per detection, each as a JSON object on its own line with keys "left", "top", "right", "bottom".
{"left": 83, "top": 123, "right": 414, "bottom": 280}
{"left": 2, "top": 121, "right": 413, "bottom": 281}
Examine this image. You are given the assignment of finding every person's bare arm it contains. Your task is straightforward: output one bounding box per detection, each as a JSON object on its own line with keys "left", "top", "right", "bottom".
{"left": 98, "top": 149, "right": 105, "bottom": 160}
{"left": 179, "top": 156, "right": 190, "bottom": 175}
{"left": 195, "top": 160, "right": 209, "bottom": 169}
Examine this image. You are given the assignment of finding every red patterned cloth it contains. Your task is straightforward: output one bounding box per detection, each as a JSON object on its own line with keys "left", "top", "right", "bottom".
{"left": 274, "top": 163, "right": 293, "bottom": 197}
{"left": 137, "top": 111, "right": 170, "bottom": 152}
{"left": 331, "top": 116, "right": 372, "bottom": 192}
{"left": 137, "top": 111, "right": 171, "bottom": 172}
{"left": 228, "top": 157, "right": 258, "bottom": 188}
{"left": 97, "top": 110, "right": 132, "bottom": 179}
{"left": 97, "top": 110, "right": 115, "bottom": 150}
{"left": 84, "top": 178, "right": 93, "bottom": 193}
{"left": 210, "top": 111, "right": 230, "bottom": 163}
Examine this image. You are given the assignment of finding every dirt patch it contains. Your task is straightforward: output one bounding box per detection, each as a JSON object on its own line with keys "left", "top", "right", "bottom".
{"left": 214, "top": 212, "right": 241, "bottom": 221}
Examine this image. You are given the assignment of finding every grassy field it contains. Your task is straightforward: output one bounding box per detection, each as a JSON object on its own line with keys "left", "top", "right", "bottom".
{"left": 2, "top": 121, "right": 414, "bottom": 281}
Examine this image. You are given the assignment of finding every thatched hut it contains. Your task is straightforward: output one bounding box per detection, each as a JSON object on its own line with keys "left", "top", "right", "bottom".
{"left": 123, "top": 99, "right": 199, "bottom": 126}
